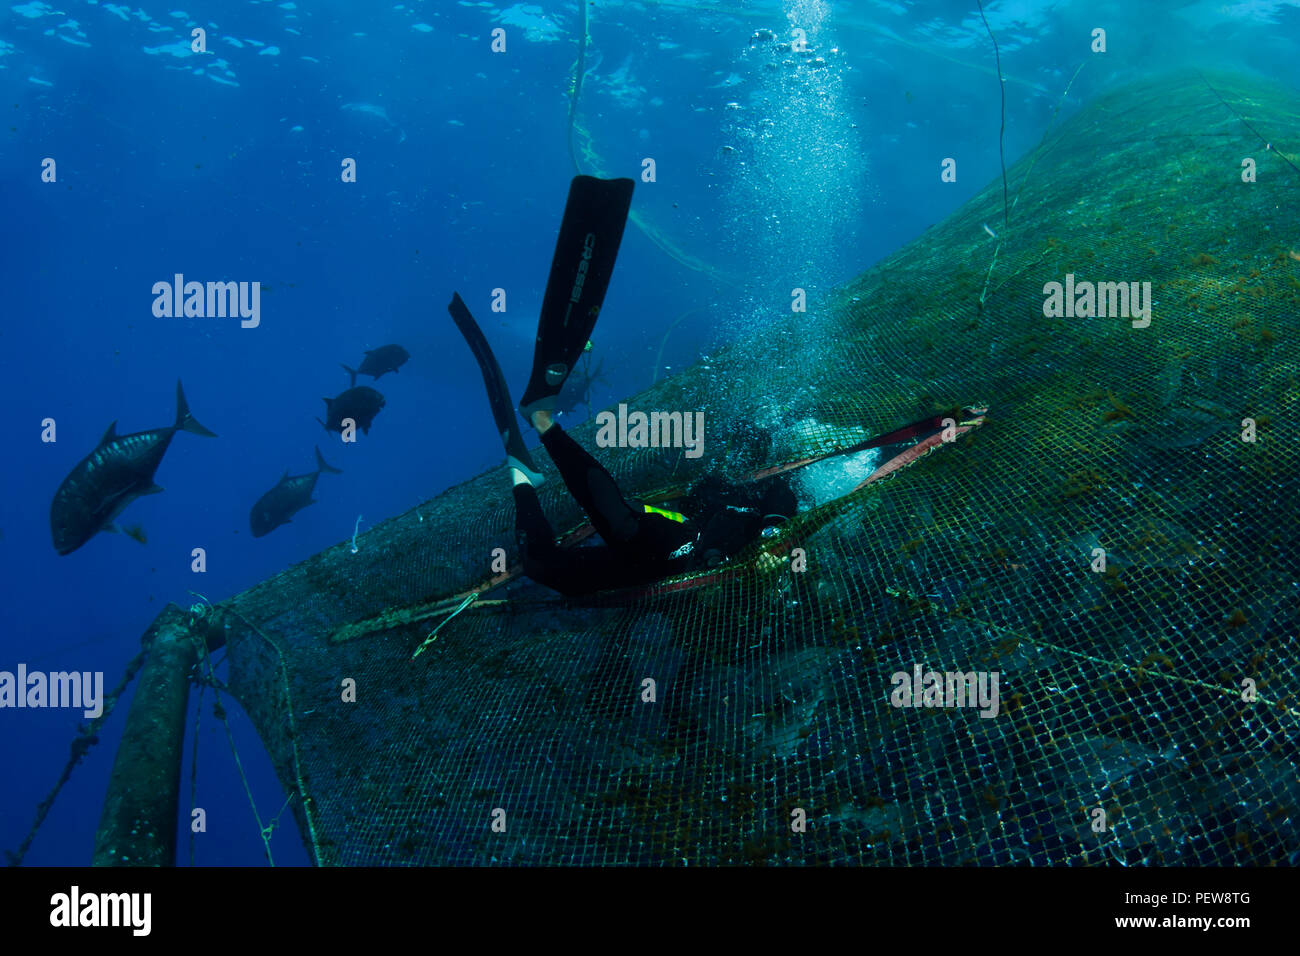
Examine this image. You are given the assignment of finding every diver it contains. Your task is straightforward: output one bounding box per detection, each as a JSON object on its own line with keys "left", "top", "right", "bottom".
{"left": 448, "top": 174, "right": 796, "bottom": 597}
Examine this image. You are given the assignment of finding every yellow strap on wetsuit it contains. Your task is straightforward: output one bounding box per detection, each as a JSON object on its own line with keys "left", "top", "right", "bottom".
{"left": 642, "top": 503, "right": 687, "bottom": 523}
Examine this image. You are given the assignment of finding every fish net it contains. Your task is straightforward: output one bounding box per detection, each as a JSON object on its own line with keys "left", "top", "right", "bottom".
{"left": 211, "top": 73, "right": 1300, "bottom": 865}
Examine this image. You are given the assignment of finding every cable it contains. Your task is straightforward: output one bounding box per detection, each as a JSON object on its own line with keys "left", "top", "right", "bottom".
{"left": 976, "top": 0, "right": 1009, "bottom": 230}
{"left": 566, "top": 0, "right": 590, "bottom": 175}
{"left": 1199, "top": 72, "right": 1300, "bottom": 176}
{"left": 5, "top": 647, "right": 149, "bottom": 866}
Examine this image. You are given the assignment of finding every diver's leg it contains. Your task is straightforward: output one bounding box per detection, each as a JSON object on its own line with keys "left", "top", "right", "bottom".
{"left": 529, "top": 416, "right": 642, "bottom": 547}
{"left": 512, "top": 483, "right": 636, "bottom": 596}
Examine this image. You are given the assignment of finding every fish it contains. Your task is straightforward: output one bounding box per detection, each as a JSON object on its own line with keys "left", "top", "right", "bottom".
{"left": 249, "top": 446, "right": 343, "bottom": 537}
{"left": 317, "top": 386, "right": 386, "bottom": 435}
{"left": 340, "top": 102, "right": 407, "bottom": 143}
{"left": 341, "top": 101, "right": 394, "bottom": 124}
{"left": 50, "top": 380, "right": 217, "bottom": 555}
{"left": 341, "top": 344, "right": 409, "bottom": 386}
{"left": 555, "top": 356, "right": 607, "bottom": 418}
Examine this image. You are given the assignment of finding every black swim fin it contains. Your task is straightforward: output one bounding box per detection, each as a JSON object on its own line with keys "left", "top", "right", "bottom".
{"left": 448, "top": 292, "right": 544, "bottom": 486}
{"left": 518, "top": 175, "right": 635, "bottom": 418}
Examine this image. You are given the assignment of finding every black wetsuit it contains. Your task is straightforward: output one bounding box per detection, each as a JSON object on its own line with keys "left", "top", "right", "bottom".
{"left": 512, "top": 424, "right": 799, "bottom": 597}
{"left": 446, "top": 176, "right": 795, "bottom": 597}
{"left": 513, "top": 424, "right": 698, "bottom": 596}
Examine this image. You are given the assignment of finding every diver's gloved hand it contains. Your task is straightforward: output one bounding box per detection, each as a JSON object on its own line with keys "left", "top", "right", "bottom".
{"left": 757, "top": 478, "right": 798, "bottom": 526}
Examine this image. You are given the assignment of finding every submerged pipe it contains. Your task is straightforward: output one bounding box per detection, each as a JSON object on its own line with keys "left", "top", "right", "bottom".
{"left": 92, "top": 603, "right": 223, "bottom": 867}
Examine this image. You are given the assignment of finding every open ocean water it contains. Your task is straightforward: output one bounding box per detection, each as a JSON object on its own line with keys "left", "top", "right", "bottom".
{"left": 2, "top": 0, "right": 1298, "bottom": 869}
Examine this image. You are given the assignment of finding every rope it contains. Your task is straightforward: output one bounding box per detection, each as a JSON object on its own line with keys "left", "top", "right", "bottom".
{"left": 652, "top": 308, "right": 701, "bottom": 384}
{"left": 188, "top": 680, "right": 203, "bottom": 866}
{"left": 411, "top": 592, "right": 480, "bottom": 659}
{"left": 1009, "top": 61, "right": 1087, "bottom": 217}
{"left": 977, "top": 59, "right": 1088, "bottom": 316}
{"left": 339, "top": 408, "right": 987, "bottom": 619}
{"left": 976, "top": 0, "right": 1009, "bottom": 232}
{"left": 563, "top": 3, "right": 741, "bottom": 287}
{"left": 1199, "top": 72, "right": 1300, "bottom": 176}
{"left": 565, "top": 0, "right": 590, "bottom": 176}
{"left": 218, "top": 604, "right": 327, "bottom": 866}
{"left": 4, "top": 645, "right": 149, "bottom": 866}
{"left": 330, "top": 594, "right": 510, "bottom": 646}
{"left": 885, "top": 587, "right": 1300, "bottom": 721}
{"left": 187, "top": 598, "right": 286, "bottom": 865}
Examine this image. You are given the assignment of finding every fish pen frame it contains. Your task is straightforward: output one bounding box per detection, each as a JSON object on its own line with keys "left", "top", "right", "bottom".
{"left": 91, "top": 604, "right": 224, "bottom": 867}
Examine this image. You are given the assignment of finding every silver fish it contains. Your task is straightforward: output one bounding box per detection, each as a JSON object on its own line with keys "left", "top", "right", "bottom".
{"left": 51, "top": 380, "right": 217, "bottom": 555}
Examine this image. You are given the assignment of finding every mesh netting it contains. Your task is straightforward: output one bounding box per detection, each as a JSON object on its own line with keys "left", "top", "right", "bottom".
{"left": 215, "top": 72, "right": 1300, "bottom": 865}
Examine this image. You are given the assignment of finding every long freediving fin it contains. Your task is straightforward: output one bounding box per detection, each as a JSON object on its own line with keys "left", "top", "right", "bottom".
{"left": 448, "top": 292, "right": 545, "bottom": 486}
{"left": 519, "top": 175, "right": 635, "bottom": 418}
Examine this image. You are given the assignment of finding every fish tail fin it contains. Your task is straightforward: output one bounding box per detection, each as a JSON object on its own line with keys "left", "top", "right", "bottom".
{"left": 315, "top": 445, "right": 343, "bottom": 475}
{"left": 341, "top": 364, "right": 358, "bottom": 387}
{"left": 175, "top": 380, "right": 217, "bottom": 437}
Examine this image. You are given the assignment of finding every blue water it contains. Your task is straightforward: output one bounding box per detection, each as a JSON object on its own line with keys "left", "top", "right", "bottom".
{"left": 2, "top": 0, "right": 1296, "bottom": 865}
